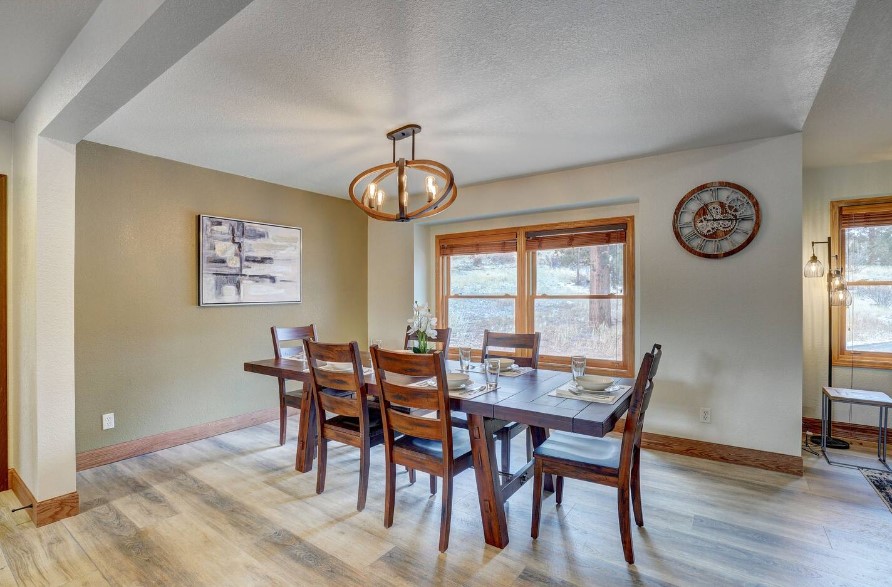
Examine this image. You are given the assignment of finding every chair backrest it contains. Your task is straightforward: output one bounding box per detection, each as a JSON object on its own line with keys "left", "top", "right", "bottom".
{"left": 303, "top": 340, "right": 368, "bottom": 421}
{"left": 370, "top": 347, "right": 454, "bottom": 461}
{"left": 482, "top": 330, "right": 541, "bottom": 368}
{"left": 617, "top": 347, "right": 660, "bottom": 479}
{"left": 404, "top": 326, "right": 452, "bottom": 354}
{"left": 271, "top": 325, "right": 317, "bottom": 358}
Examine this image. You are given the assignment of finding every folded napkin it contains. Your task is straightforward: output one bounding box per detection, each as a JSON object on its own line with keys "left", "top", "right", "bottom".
{"left": 498, "top": 366, "right": 534, "bottom": 378}
{"left": 548, "top": 381, "right": 630, "bottom": 404}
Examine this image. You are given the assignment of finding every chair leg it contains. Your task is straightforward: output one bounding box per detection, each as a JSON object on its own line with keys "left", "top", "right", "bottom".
{"left": 555, "top": 476, "right": 564, "bottom": 505}
{"left": 430, "top": 474, "right": 437, "bottom": 495}
{"left": 438, "top": 473, "right": 453, "bottom": 552}
{"left": 316, "top": 438, "right": 327, "bottom": 495}
{"left": 526, "top": 428, "right": 533, "bottom": 461}
{"left": 500, "top": 429, "right": 511, "bottom": 474}
{"left": 618, "top": 485, "right": 634, "bottom": 564}
{"left": 407, "top": 467, "right": 416, "bottom": 484}
{"left": 631, "top": 446, "right": 644, "bottom": 527}
{"left": 531, "top": 459, "right": 543, "bottom": 539}
{"left": 357, "top": 441, "right": 370, "bottom": 511}
{"left": 278, "top": 394, "right": 287, "bottom": 446}
{"left": 384, "top": 460, "right": 396, "bottom": 528}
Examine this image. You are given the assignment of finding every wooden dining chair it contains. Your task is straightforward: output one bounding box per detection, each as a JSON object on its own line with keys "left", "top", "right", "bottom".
{"left": 271, "top": 325, "right": 317, "bottom": 445}
{"left": 302, "top": 339, "right": 383, "bottom": 511}
{"left": 530, "top": 344, "right": 662, "bottom": 564}
{"left": 370, "top": 346, "right": 474, "bottom": 552}
{"left": 453, "top": 330, "right": 541, "bottom": 475}
{"left": 404, "top": 326, "right": 452, "bottom": 354}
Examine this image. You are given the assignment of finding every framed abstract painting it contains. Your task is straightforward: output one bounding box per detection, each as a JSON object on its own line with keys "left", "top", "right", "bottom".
{"left": 199, "top": 215, "right": 302, "bottom": 306}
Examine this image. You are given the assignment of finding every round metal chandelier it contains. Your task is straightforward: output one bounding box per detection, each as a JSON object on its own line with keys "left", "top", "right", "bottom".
{"left": 349, "top": 124, "right": 457, "bottom": 222}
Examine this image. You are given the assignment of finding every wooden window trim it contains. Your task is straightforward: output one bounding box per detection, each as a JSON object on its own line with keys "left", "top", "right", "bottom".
{"left": 436, "top": 216, "right": 635, "bottom": 377}
{"left": 832, "top": 196, "right": 892, "bottom": 369}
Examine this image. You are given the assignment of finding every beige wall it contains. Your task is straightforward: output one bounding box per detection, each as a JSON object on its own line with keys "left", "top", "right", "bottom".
{"left": 803, "top": 161, "right": 892, "bottom": 426}
{"left": 75, "top": 142, "right": 367, "bottom": 453}
{"left": 370, "top": 133, "right": 804, "bottom": 457}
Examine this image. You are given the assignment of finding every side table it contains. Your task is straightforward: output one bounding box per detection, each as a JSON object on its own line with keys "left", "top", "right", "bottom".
{"left": 821, "top": 387, "right": 891, "bottom": 472}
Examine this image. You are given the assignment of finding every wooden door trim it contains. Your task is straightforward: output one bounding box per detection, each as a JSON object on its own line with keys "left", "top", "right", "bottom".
{"left": 1, "top": 175, "right": 7, "bottom": 491}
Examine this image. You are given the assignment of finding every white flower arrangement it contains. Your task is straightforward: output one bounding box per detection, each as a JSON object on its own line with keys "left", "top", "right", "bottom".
{"left": 407, "top": 302, "right": 437, "bottom": 353}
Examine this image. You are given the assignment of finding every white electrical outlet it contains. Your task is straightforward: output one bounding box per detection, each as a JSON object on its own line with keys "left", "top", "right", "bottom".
{"left": 102, "top": 413, "right": 115, "bottom": 430}
{"left": 699, "top": 408, "right": 711, "bottom": 423}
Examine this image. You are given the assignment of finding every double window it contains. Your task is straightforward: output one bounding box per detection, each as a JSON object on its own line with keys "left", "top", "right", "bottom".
{"left": 436, "top": 217, "right": 634, "bottom": 375}
{"left": 833, "top": 196, "right": 892, "bottom": 369}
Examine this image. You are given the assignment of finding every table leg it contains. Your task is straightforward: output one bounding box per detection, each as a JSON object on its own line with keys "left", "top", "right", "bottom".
{"left": 295, "top": 387, "right": 316, "bottom": 472}
{"left": 468, "top": 413, "right": 509, "bottom": 548}
{"left": 528, "top": 426, "right": 554, "bottom": 493}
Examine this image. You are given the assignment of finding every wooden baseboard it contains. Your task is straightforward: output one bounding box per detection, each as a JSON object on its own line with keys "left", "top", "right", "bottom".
{"left": 76, "top": 406, "right": 296, "bottom": 471}
{"left": 613, "top": 419, "right": 803, "bottom": 476}
{"left": 8, "top": 468, "right": 79, "bottom": 527}
{"left": 802, "top": 417, "right": 891, "bottom": 448}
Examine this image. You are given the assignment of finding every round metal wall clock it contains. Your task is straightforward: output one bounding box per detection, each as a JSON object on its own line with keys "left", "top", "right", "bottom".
{"left": 672, "top": 181, "right": 761, "bottom": 259}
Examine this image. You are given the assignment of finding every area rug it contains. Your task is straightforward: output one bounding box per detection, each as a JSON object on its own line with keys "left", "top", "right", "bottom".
{"left": 862, "top": 469, "right": 892, "bottom": 513}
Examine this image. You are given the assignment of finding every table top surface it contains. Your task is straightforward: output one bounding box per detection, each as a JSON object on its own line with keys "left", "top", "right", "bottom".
{"left": 823, "top": 386, "right": 892, "bottom": 407}
{"left": 245, "top": 358, "right": 634, "bottom": 437}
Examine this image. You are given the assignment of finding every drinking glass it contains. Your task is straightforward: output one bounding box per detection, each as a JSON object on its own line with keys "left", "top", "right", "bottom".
{"left": 484, "top": 358, "right": 501, "bottom": 390}
{"left": 369, "top": 338, "right": 383, "bottom": 350}
{"left": 459, "top": 347, "right": 472, "bottom": 372}
{"left": 571, "top": 355, "right": 587, "bottom": 381}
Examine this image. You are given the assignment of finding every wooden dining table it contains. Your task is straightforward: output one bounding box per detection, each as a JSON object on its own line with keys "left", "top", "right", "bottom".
{"left": 244, "top": 356, "right": 634, "bottom": 548}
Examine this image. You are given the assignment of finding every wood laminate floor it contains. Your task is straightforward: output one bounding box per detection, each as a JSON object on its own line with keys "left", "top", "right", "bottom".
{"left": 0, "top": 420, "right": 889, "bottom": 586}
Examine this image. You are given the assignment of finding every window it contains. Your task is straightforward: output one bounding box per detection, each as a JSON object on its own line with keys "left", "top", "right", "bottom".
{"left": 436, "top": 218, "right": 634, "bottom": 375}
{"left": 834, "top": 197, "right": 892, "bottom": 369}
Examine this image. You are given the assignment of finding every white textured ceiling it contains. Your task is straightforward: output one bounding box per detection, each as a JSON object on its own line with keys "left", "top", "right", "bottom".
{"left": 87, "top": 0, "right": 855, "bottom": 196}
{"left": 0, "top": 0, "right": 101, "bottom": 123}
{"left": 804, "top": 0, "right": 892, "bottom": 168}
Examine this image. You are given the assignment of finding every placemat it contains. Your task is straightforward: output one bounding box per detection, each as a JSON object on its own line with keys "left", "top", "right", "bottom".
{"left": 548, "top": 381, "right": 630, "bottom": 404}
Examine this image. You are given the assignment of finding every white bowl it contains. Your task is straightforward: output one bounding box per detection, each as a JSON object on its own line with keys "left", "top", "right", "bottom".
{"left": 487, "top": 357, "right": 515, "bottom": 370}
{"left": 446, "top": 373, "right": 471, "bottom": 390}
{"left": 574, "top": 375, "right": 615, "bottom": 391}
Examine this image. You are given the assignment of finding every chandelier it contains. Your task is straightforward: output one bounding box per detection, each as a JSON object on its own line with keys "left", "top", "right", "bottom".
{"left": 349, "top": 124, "right": 457, "bottom": 222}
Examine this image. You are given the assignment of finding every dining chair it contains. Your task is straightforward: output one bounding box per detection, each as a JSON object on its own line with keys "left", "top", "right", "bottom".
{"left": 453, "top": 330, "right": 541, "bottom": 475}
{"left": 370, "top": 346, "right": 474, "bottom": 552}
{"left": 530, "top": 344, "right": 662, "bottom": 564}
{"left": 271, "top": 325, "right": 317, "bottom": 445}
{"left": 302, "top": 339, "right": 383, "bottom": 511}
{"left": 404, "top": 326, "right": 452, "bottom": 354}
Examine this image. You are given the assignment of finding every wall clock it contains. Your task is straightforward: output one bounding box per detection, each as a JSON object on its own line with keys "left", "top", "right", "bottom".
{"left": 672, "top": 181, "right": 761, "bottom": 259}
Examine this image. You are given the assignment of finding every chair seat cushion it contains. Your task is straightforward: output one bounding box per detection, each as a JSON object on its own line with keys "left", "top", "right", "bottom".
{"left": 450, "top": 410, "right": 468, "bottom": 428}
{"left": 533, "top": 431, "right": 621, "bottom": 471}
{"left": 393, "top": 428, "right": 472, "bottom": 460}
{"left": 328, "top": 407, "right": 383, "bottom": 431}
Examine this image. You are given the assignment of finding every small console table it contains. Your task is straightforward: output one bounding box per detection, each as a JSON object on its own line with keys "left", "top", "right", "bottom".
{"left": 821, "top": 387, "right": 891, "bottom": 472}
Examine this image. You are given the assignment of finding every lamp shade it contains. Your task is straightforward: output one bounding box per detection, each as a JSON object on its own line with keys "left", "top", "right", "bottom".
{"left": 803, "top": 254, "right": 824, "bottom": 278}
{"left": 830, "top": 286, "right": 853, "bottom": 307}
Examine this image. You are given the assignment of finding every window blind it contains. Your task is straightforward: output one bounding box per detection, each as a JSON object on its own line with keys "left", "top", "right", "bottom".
{"left": 438, "top": 232, "right": 518, "bottom": 256}
{"left": 525, "top": 223, "right": 627, "bottom": 251}
{"left": 839, "top": 203, "right": 892, "bottom": 229}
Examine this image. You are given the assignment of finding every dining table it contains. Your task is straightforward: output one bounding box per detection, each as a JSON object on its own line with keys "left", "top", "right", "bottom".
{"left": 244, "top": 356, "right": 634, "bottom": 548}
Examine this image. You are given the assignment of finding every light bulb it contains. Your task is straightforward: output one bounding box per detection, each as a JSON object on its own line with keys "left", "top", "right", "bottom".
{"left": 830, "top": 286, "right": 853, "bottom": 307}
{"left": 376, "top": 189, "right": 385, "bottom": 208}
{"left": 425, "top": 175, "right": 437, "bottom": 202}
